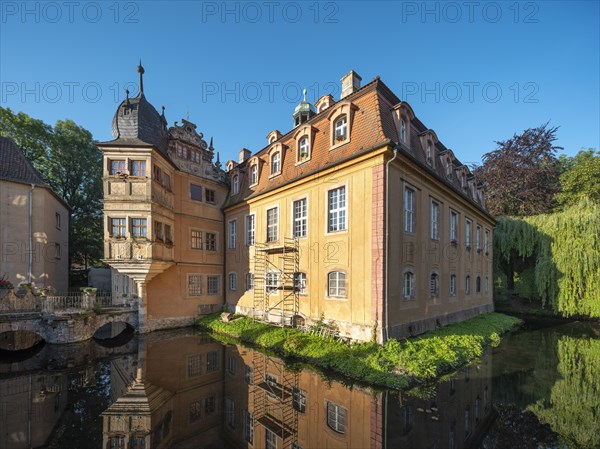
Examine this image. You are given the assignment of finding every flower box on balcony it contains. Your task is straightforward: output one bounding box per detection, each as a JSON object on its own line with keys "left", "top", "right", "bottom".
{"left": 451, "top": 239, "right": 458, "bottom": 246}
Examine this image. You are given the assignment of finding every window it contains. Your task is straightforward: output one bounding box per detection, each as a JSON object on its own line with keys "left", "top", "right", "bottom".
{"left": 266, "top": 271, "right": 278, "bottom": 295}
{"left": 328, "top": 186, "right": 347, "bottom": 232}
{"left": 484, "top": 229, "right": 490, "bottom": 255}
{"left": 450, "top": 211, "right": 458, "bottom": 242}
{"left": 327, "top": 271, "right": 346, "bottom": 297}
{"left": 130, "top": 160, "right": 146, "bottom": 177}
{"left": 294, "top": 272, "right": 307, "bottom": 294}
{"left": 108, "top": 436, "right": 125, "bottom": 449}
{"left": 400, "top": 119, "right": 407, "bottom": 143}
{"left": 266, "top": 207, "right": 278, "bottom": 242}
{"left": 110, "top": 160, "right": 126, "bottom": 175}
{"left": 207, "top": 351, "right": 219, "bottom": 372}
{"left": 228, "top": 356, "right": 236, "bottom": 375}
{"left": 190, "top": 183, "right": 202, "bottom": 201}
{"left": 154, "top": 221, "right": 163, "bottom": 241}
{"left": 205, "top": 233, "right": 216, "bottom": 251}
{"left": 191, "top": 230, "right": 202, "bottom": 249}
{"left": 205, "top": 396, "right": 216, "bottom": 415}
{"left": 426, "top": 142, "right": 432, "bottom": 163}
{"left": 244, "top": 365, "right": 254, "bottom": 384}
{"left": 327, "top": 402, "right": 347, "bottom": 434}
{"left": 293, "top": 198, "right": 308, "bottom": 237}
{"left": 163, "top": 173, "right": 171, "bottom": 191}
{"left": 430, "top": 273, "right": 439, "bottom": 297}
{"left": 153, "top": 164, "right": 162, "bottom": 183}
{"left": 334, "top": 115, "right": 347, "bottom": 142}
{"left": 244, "top": 411, "right": 254, "bottom": 444}
{"left": 476, "top": 226, "right": 482, "bottom": 252}
{"left": 191, "top": 149, "right": 201, "bottom": 163}
{"left": 132, "top": 218, "right": 147, "bottom": 238}
{"left": 446, "top": 159, "right": 453, "bottom": 177}
{"left": 270, "top": 152, "right": 281, "bottom": 175}
{"left": 129, "top": 437, "right": 145, "bottom": 449}
{"left": 165, "top": 225, "right": 172, "bottom": 243}
{"left": 266, "top": 429, "right": 277, "bottom": 449}
{"left": 226, "top": 398, "right": 235, "bottom": 428}
{"left": 475, "top": 397, "right": 481, "bottom": 423}
{"left": 232, "top": 175, "right": 239, "bottom": 194}
{"left": 476, "top": 276, "right": 481, "bottom": 293}
{"left": 189, "top": 400, "right": 202, "bottom": 423}
{"left": 228, "top": 273, "right": 237, "bottom": 291}
{"left": 430, "top": 201, "right": 439, "bottom": 240}
{"left": 228, "top": 220, "right": 237, "bottom": 249}
{"left": 187, "top": 354, "right": 202, "bottom": 377}
{"left": 298, "top": 137, "right": 309, "bottom": 161}
{"left": 450, "top": 274, "right": 457, "bottom": 296}
{"left": 402, "top": 406, "right": 412, "bottom": 434}
{"left": 246, "top": 215, "right": 255, "bottom": 246}
{"left": 55, "top": 212, "right": 61, "bottom": 230}
{"left": 465, "top": 275, "right": 471, "bottom": 295}
{"left": 466, "top": 220, "right": 472, "bottom": 248}
{"left": 464, "top": 407, "right": 471, "bottom": 437}
{"left": 205, "top": 189, "right": 216, "bottom": 204}
{"left": 403, "top": 271, "right": 415, "bottom": 300}
{"left": 114, "top": 274, "right": 119, "bottom": 293}
{"left": 246, "top": 273, "right": 254, "bottom": 291}
{"left": 111, "top": 218, "right": 126, "bottom": 237}
{"left": 188, "top": 275, "right": 203, "bottom": 296}
{"left": 449, "top": 424, "right": 456, "bottom": 449}
{"left": 250, "top": 164, "right": 258, "bottom": 185}
{"left": 54, "top": 243, "right": 61, "bottom": 260}
{"left": 484, "top": 275, "right": 489, "bottom": 293}
{"left": 293, "top": 387, "right": 306, "bottom": 413}
{"left": 207, "top": 276, "right": 219, "bottom": 295}
{"left": 404, "top": 187, "right": 415, "bottom": 233}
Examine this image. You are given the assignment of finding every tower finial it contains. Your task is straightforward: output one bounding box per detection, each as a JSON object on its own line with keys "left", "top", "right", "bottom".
{"left": 303, "top": 88, "right": 307, "bottom": 102}
{"left": 137, "top": 59, "right": 145, "bottom": 95}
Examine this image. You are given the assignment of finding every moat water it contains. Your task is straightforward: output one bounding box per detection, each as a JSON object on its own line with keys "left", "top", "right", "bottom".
{"left": 1, "top": 319, "right": 598, "bottom": 449}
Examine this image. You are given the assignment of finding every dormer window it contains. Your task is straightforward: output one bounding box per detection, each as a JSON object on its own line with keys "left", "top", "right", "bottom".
{"left": 426, "top": 142, "right": 432, "bottom": 162}
{"left": 250, "top": 164, "right": 258, "bottom": 185}
{"left": 334, "top": 115, "right": 347, "bottom": 142}
{"left": 298, "top": 137, "right": 310, "bottom": 162}
{"left": 271, "top": 152, "right": 281, "bottom": 175}
{"left": 446, "top": 158, "right": 452, "bottom": 177}
{"left": 123, "top": 107, "right": 131, "bottom": 116}
{"left": 401, "top": 119, "right": 407, "bottom": 143}
{"left": 232, "top": 175, "right": 239, "bottom": 194}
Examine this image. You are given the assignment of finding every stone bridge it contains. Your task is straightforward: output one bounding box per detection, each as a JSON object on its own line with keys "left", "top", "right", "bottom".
{"left": 0, "top": 291, "right": 138, "bottom": 350}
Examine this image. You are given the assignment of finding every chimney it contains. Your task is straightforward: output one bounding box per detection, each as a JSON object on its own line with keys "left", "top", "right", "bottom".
{"left": 238, "top": 148, "right": 252, "bottom": 164}
{"left": 340, "top": 70, "right": 362, "bottom": 99}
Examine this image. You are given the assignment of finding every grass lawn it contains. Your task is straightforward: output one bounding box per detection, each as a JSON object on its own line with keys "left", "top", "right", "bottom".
{"left": 197, "top": 312, "right": 521, "bottom": 389}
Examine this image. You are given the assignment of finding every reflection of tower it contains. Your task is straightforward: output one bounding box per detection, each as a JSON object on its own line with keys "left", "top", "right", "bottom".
{"left": 251, "top": 351, "right": 299, "bottom": 449}
{"left": 253, "top": 237, "right": 300, "bottom": 326}
{"left": 102, "top": 334, "right": 174, "bottom": 449}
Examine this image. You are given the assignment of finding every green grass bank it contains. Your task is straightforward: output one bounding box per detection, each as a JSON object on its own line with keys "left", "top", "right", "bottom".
{"left": 197, "top": 312, "right": 521, "bottom": 389}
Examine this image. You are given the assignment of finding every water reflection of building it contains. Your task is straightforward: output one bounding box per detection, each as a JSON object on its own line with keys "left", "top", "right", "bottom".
{"left": 101, "top": 334, "right": 494, "bottom": 449}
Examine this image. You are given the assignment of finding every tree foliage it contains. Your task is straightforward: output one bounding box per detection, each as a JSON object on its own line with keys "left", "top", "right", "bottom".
{"left": 474, "top": 123, "right": 562, "bottom": 217}
{"left": 494, "top": 199, "right": 600, "bottom": 317}
{"left": 0, "top": 107, "right": 103, "bottom": 269}
{"left": 555, "top": 148, "right": 600, "bottom": 208}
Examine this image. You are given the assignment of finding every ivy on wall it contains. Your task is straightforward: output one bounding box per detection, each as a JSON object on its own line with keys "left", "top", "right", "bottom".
{"left": 494, "top": 199, "right": 600, "bottom": 317}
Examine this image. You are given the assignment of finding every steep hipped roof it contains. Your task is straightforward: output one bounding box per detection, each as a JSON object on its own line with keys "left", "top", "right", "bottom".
{"left": 0, "top": 136, "right": 48, "bottom": 185}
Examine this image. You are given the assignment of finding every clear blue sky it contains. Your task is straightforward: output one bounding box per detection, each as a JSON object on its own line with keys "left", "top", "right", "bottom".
{"left": 1, "top": 1, "right": 598, "bottom": 164}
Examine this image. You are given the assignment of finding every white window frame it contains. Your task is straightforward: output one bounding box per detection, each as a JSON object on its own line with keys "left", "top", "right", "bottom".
{"left": 270, "top": 151, "right": 281, "bottom": 175}
{"left": 245, "top": 214, "right": 255, "bottom": 246}
{"left": 326, "top": 402, "right": 347, "bottom": 434}
{"left": 266, "top": 207, "right": 279, "bottom": 242}
{"left": 228, "top": 272, "right": 237, "bottom": 291}
{"left": 327, "top": 186, "right": 347, "bottom": 233}
{"left": 403, "top": 270, "right": 415, "bottom": 300}
{"left": 250, "top": 164, "right": 258, "bottom": 185}
{"left": 232, "top": 175, "right": 239, "bottom": 195}
{"left": 327, "top": 271, "right": 347, "bottom": 298}
{"left": 476, "top": 225, "right": 482, "bottom": 252}
{"left": 246, "top": 273, "right": 254, "bottom": 291}
{"left": 465, "top": 219, "right": 472, "bottom": 249}
{"left": 404, "top": 186, "right": 415, "bottom": 233}
{"left": 450, "top": 273, "right": 457, "bottom": 296}
{"left": 228, "top": 219, "right": 237, "bottom": 249}
{"left": 450, "top": 211, "right": 458, "bottom": 242}
{"left": 294, "top": 272, "right": 307, "bottom": 295}
{"left": 430, "top": 200, "right": 440, "bottom": 240}
{"left": 400, "top": 119, "right": 407, "bottom": 143}
{"left": 334, "top": 115, "right": 348, "bottom": 142}
{"left": 292, "top": 197, "right": 308, "bottom": 238}
{"left": 298, "top": 136, "right": 310, "bottom": 162}
{"left": 266, "top": 271, "right": 278, "bottom": 295}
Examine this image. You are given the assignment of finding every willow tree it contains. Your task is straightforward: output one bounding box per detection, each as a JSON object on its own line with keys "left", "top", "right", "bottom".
{"left": 494, "top": 199, "right": 600, "bottom": 317}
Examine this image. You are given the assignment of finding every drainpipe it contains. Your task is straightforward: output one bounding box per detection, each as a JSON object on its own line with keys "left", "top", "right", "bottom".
{"left": 384, "top": 148, "right": 399, "bottom": 342}
{"left": 28, "top": 184, "right": 35, "bottom": 283}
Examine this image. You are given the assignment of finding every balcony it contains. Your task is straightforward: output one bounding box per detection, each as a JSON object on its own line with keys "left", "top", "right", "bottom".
{"left": 105, "top": 239, "right": 174, "bottom": 262}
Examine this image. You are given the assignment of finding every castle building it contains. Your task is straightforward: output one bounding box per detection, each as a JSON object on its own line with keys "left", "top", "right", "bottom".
{"left": 99, "top": 66, "right": 494, "bottom": 341}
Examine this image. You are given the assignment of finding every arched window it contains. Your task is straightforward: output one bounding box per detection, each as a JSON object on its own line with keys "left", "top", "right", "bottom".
{"left": 250, "top": 164, "right": 258, "bottom": 185}
{"left": 270, "top": 152, "right": 281, "bottom": 175}
{"left": 327, "top": 271, "right": 346, "bottom": 297}
{"left": 400, "top": 119, "right": 407, "bottom": 143}
{"left": 246, "top": 273, "right": 254, "bottom": 291}
{"left": 484, "top": 275, "right": 489, "bottom": 293}
{"left": 403, "top": 270, "right": 415, "bottom": 300}
{"left": 232, "top": 175, "right": 239, "bottom": 194}
{"left": 334, "top": 115, "right": 348, "bottom": 142}
{"left": 476, "top": 275, "right": 481, "bottom": 293}
{"left": 430, "top": 273, "right": 439, "bottom": 297}
{"left": 298, "top": 136, "right": 310, "bottom": 162}
{"left": 294, "top": 272, "right": 307, "bottom": 294}
{"left": 326, "top": 402, "right": 347, "bottom": 434}
{"left": 450, "top": 274, "right": 457, "bottom": 296}
{"left": 465, "top": 275, "right": 471, "bottom": 295}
